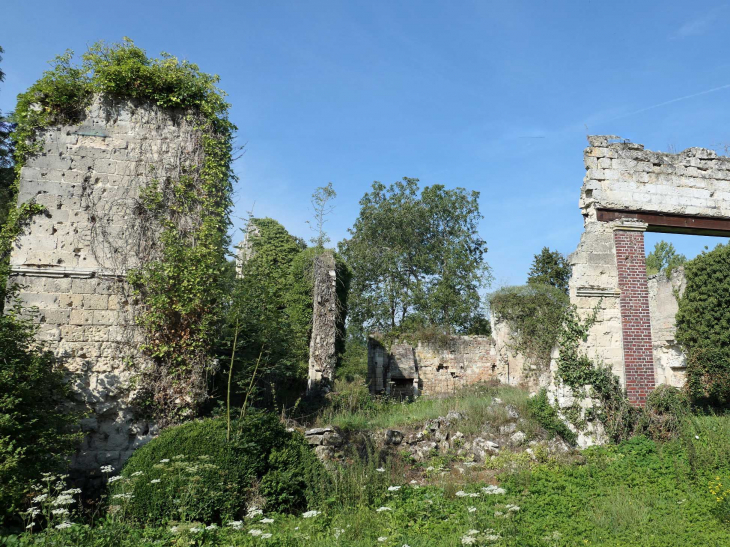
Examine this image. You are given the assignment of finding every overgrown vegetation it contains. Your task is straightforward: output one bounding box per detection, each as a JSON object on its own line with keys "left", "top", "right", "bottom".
{"left": 0, "top": 298, "right": 83, "bottom": 526}
{"left": 676, "top": 241, "right": 730, "bottom": 406}
{"left": 111, "top": 412, "right": 323, "bottom": 524}
{"left": 489, "top": 284, "right": 568, "bottom": 372}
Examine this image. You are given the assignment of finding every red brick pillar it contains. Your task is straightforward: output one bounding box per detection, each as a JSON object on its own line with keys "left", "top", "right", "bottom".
{"left": 613, "top": 225, "right": 655, "bottom": 406}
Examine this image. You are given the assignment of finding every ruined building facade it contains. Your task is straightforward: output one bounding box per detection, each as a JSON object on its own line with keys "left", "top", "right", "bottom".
{"left": 5, "top": 96, "right": 204, "bottom": 471}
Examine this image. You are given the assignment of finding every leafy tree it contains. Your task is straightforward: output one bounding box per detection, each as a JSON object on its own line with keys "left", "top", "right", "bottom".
{"left": 340, "top": 177, "right": 491, "bottom": 335}
{"left": 675, "top": 242, "right": 730, "bottom": 405}
{"left": 0, "top": 299, "right": 83, "bottom": 525}
{"left": 526, "top": 247, "right": 571, "bottom": 294}
{"left": 0, "top": 45, "right": 13, "bottom": 230}
{"left": 645, "top": 240, "right": 686, "bottom": 277}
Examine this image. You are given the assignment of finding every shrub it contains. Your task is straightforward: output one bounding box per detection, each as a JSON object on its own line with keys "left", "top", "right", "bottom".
{"left": 676, "top": 242, "right": 730, "bottom": 406}
{"left": 684, "top": 348, "right": 730, "bottom": 407}
{"left": 112, "top": 411, "right": 323, "bottom": 524}
{"left": 637, "top": 384, "right": 690, "bottom": 441}
{"left": 489, "top": 284, "right": 569, "bottom": 372}
{"left": 526, "top": 389, "right": 577, "bottom": 445}
{"left": 0, "top": 301, "right": 82, "bottom": 525}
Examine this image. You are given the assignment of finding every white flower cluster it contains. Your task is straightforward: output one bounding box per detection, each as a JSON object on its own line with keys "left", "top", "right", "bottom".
{"left": 100, "top": 465, "right": 114, "bottom": 473}
{"left": 107, "top": 476, "right": 124, "bottom": 483}
{"left": 387, "top": 485, "right": 401, "bottom": 491}
{"left": 481, "top": 485, "right": 506, "bottom": 495}
{"left": 376, "top": 506, "right": 392, "bottom": 512}
{"left": 455, "top": 491, "right": 479, "bottom": 498}
{"left": 51, "top": 494, "right": 74, "bottom": 506}
{"left": 260, "top": 517, "right": 274, "bottom": 524}
{"left": 247, "top": 507, "right": 263, "bottom": 518}
{"left": 228, "top": 521, "right": 243, "bottom": 530}
{"left": 55, "top": 522, "right": 73, "bottom": 530}
{"left": 302, "top": 510, "right": 321, "bottom": 518}
{"left": 131, "top": 471, "right": 144, "bottom": 477}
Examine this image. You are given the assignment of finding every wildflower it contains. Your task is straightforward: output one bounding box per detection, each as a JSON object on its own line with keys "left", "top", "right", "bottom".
{"left": 26, "top": 523, "right": 34, "bottom": 529}
{"left": 249, "top": 529, "right": 263, "bottom": 536}
{"left": 52, "top": 509, "right": 69, "bottom": 516}
{"left": 261, "top": 533, "right": 272, "bottom": 539}
{"left": 461, "top": 536, "right": 477, "bottom": 545}
{"left": 160, "top": 459, "right": 170, "bottom": 463}
{"left": 376, "top": 467, "right": 385, "bottom": 472}
{"left": 494, "top": 511, "right": 504, "bottom": 517}
{"left": 32, "top": 494, "right": 48, "bottom": 503}
{"left": 388, "top": 485, "right": 401, "bottom": 491}
{"left": 189, "top": 527, "right": 202, "bottom": 533}
{"left": 247, "top": 508, "right": 263, "bottom": 518}
{"left": 481, "top": 485, "right": 506, "bottom": 495}
{"left": 107, "top": 476, "right": 124, "bottom": 483}
{"left": 376, "top": 507, "right": 392, "bottom": 512}
{"left": 100, "top": 466, "right": 114, "bottom": 473}
{"left": 150, "top": 479, "right": 161, "bottom": 484}
{"left": 52, "top": 494, "right": 74, "bottom": 506}
{"left": 506, "top": 504, "right": 520, "bottom": 512}
{"left": 228, "top": 521, "right": 243, "bottom": 530}
{"left": 260, "top": 517, "right": 274, "bottom": 524}
{"left": 27, "top": 508, "right": 40, "bottom": 518}
{"left": 55, "top": 522, "right": 73, "bottom": 530}
{"left": 170, "top": 526, "right": 178, "bottom": 534}
{"left": 61, "top": 488, "right": 82, "bottom": 495}
{"left": 334, "top": 528, "right": 345, "bottom": 539}
{"left": 467, "top": 506, "right": 476, "bottom": 513}
{"left": 131, "top": 471, "right": 144, "bottom": 477}
{"left": 112, "top": 493, "right": 133, "bottom": 500}
{"left": 302, "top": 510, "right": 321, "bottom": 518}
{"left": 206, "top": 524, "right": 217, "bottom": 530}
{"left": 455, "top": 491, "right": 468, "bottom": 497}
{"left": 467, "top": 530, "right": 479, "bottom": 535}
{"left": 695, "top": 435, "right": 700, "bottom": 440}
{"left": 484, "top": 533, "right": 501, "bottom": 542}
{"left": 410, "top": 480, "right": 418, "bottom": 484}
{"left": 377, "top": 537, "right": 388, "bottom": 542}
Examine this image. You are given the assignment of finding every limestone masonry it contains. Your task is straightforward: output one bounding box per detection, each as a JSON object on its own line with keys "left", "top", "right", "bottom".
{"left": 6, "top": 95, "right": 204, "bottom": 472}
{"left": 566, "top": 136, "right": 730, "bottom": 411}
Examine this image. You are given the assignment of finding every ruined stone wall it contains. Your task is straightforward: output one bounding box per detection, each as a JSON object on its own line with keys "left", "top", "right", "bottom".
{"left": 570, "top": 136, "right": 730, "bottom": 399}
{"left": 368, "top": 334, "right": 542, "bottom": 398}
{"left": 6, "top": 95, "right": 204, "bottom": 471}
{"left": 648, "top": 267, "right": 687, "bottom": 387}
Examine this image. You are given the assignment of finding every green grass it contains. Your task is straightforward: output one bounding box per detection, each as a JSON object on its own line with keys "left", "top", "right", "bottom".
{"left": 317, "top": 382, "right": 533, "bottom": 435}
{"left": 5, "top": 391, "right": 730, "bottom": 546}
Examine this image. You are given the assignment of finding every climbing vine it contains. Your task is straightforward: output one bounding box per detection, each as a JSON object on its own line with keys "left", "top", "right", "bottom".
{"left": 4, "top": 39, "right": 236, "bottom": 424}
{"left": 555, "top": 304, "right": 635, "bottom": 442}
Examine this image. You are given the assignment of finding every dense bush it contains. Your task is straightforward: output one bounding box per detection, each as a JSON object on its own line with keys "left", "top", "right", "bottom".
{"left": 112, "top": 411, "right": 323, "bottom": 524}
{"left": 489, "top": 284, "right": 569, "bottom": 372}
{"left": 676, "top": 242, "right": 730, "bottom": 406}
{"left": 0, "top": 301, "right": 82, "bottom": 525}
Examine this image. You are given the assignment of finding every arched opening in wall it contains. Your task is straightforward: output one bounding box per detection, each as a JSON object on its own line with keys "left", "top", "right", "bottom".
{"left": 643, "top": 232, "right": 730, "bottom": 390}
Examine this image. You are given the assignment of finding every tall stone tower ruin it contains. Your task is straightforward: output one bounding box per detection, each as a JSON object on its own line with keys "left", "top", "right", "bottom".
{"left": 6, "top": 96, "right": 205, "bottom": 471}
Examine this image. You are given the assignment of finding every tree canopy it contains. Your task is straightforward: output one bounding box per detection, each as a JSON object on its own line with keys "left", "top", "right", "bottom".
{"left": 526, "top": 247, "right": 571, "bottom": 294}
{"left": 340, "top": 177, "right": 491, "bottom": 336}
{"left": 646, "top": 240, "right": 686, "bottom": 277}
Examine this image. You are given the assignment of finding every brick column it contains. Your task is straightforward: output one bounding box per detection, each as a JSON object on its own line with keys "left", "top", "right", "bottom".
{"left": 613, "top": 224, "right": 655, "bottom": 406}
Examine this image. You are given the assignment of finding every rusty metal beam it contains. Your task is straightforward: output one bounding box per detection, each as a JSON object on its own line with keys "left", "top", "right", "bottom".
{"left": 596, "top": 208, "right": 730, "bottom": 237}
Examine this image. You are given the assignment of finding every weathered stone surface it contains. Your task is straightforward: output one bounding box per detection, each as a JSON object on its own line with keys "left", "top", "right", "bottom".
{"left": 384, "top": 429, "right": 404, "bottom": 445}
{"left": 5, "top": 95, "right": 206, "bottom": 472}
{"left": 307, "top": 252, "right": 338, "bottom": 395}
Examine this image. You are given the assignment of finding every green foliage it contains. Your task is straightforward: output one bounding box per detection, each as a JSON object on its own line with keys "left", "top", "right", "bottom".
{"left": 12, "top": 419, "right": 730, "bottom": 545}
{"left": 4, "top": 38, "right": 237, "bottom": 422}
{"left": 489, "top": 284, "right": 569, "bottom": 372}
{"left": 307, "top": 182, "right": 336, "bottom": 248}
{"left": 0, "top": 300, "right": 83, "bottom": 525}
{"left": 556, "top": 305, "right": 636, "bottom": 442}
{"left": 526, "top": 389, "right": 577, "bottom": 444}
{"left": 216, "top": 218, "right": 349, "bottom": 411}
{"left": 646, "top": 240, "right": 686, "bottom": 277}
{"left": 113, "top": 412, "right": 323, "bottom": 524}
{"left": 526, "top": 247, "right": 571, "bottom": 294}
{"left": 341, "top": 177, "right": 491, "bottom": 337}
{"left": 636, "top": 385, "right": 690, "bottom": 441}
{"left": 676, "top": 242, "right": 730, "bottom": 406}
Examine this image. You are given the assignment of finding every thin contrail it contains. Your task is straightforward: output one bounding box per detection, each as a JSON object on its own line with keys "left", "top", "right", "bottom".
{"left": 607, "top": 83, "right": 730, "bottom": 122}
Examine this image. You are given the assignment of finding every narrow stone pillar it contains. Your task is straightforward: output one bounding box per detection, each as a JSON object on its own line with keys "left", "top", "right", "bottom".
{"left": 613, "top": 223, "right": 655, "bottom": 406}
{"left": 307, "top": 252, "right": 338, "bottom": 396}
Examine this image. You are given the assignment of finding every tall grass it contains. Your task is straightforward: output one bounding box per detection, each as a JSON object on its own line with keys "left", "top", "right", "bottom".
{"left": 317, "top": 381, "right": 533, "bottom": 434}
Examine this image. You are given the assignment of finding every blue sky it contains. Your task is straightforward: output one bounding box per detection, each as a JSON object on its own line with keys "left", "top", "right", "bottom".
{"left": 2, "top": 1, "right": 730, "bottom": 286}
